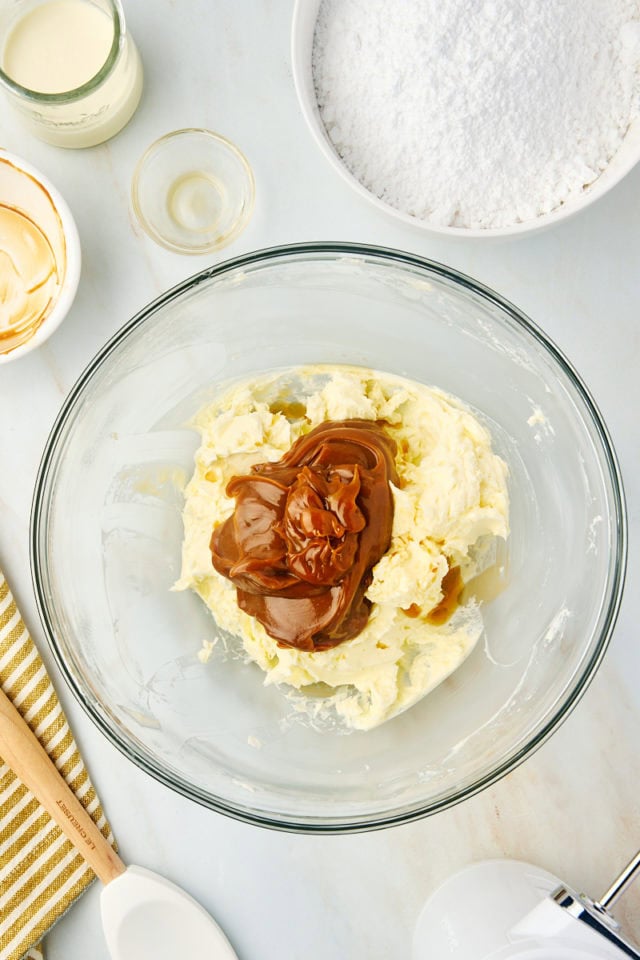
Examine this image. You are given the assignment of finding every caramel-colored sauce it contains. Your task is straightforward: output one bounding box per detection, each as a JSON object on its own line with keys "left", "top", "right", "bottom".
{"left": 402, "top": 602, "right": 422, "bottom": 618}
{"left": 211, "top": 419, "right": 398, "bottom": 652}
{"left": 0, "top": 203, "right": 59, "bottom": 353}
{"left": 269, "top": 399, "right": 308, "bottom": 420}
{"left": 426, "top": 565, "right": 463, "bottom": 625}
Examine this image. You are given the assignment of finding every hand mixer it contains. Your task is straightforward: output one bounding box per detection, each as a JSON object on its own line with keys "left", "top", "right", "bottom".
{"left": 413, "top": 852, "right": 640, "bottom": 959}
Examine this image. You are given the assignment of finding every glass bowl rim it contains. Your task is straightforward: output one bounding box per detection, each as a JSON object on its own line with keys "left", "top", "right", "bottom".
{"left": 30, "top": 241, "right": 628, "bottom": 834}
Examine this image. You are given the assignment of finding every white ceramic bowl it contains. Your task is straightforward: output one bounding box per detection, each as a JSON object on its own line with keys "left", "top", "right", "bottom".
{"left": 291, "top": 0, "right": 640, "bottom": 239}
{"left": 0, "top": 150, "right": 81, "bottom": 362}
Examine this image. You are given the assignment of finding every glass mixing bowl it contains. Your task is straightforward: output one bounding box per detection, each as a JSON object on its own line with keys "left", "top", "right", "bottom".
{"left": 31, "top": 244, "right": 626, "bottom": 832}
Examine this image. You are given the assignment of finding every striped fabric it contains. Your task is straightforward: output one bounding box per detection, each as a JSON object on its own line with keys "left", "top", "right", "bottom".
{"left": 0, "top": 570, "right": 115, "bottom": 960}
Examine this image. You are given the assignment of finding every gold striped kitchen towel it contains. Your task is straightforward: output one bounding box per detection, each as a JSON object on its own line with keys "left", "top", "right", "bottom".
{"left": 0, "top": 568, "right": 115, "bottom": 960}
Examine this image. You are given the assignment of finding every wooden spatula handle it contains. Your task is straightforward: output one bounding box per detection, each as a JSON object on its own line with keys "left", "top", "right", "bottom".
{"left": 0, "top": 683, "right": 126, "bottom": 885}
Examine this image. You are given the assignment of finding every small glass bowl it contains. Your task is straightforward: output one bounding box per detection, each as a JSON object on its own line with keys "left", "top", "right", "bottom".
{"left": 131, "top": 128, "right": 255, "bottom": 255}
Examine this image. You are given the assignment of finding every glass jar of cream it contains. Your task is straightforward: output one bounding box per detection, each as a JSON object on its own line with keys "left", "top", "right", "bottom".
{"left": 0, "top": 0, "right": 143, "bottom": 148}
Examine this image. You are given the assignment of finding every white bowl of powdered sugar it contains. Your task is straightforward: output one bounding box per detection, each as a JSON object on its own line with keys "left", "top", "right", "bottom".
{"left": 292, "top": 0, "right": 640, "bottom": 237}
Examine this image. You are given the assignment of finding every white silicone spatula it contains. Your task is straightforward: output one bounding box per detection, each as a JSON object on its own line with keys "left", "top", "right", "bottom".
{"left": 0, "top": 685, "right": 239, "bottom": 960}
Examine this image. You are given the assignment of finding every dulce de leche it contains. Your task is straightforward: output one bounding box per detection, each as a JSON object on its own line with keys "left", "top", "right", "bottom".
{"left": 210, "top": 419, "right": 398, "bottom": 651}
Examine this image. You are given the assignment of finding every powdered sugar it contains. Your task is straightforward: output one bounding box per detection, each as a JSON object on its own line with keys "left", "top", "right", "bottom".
{"left": 312, "top": 0, "right": 640, "bottom": 229}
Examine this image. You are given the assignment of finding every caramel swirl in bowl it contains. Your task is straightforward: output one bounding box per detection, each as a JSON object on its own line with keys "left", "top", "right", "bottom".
{"left": 210, "top": 419, "right": 398, "bottom": 651}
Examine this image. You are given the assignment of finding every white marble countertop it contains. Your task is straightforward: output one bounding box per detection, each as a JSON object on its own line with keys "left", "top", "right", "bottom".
{"left": 1, "top": 2, "right": 640, "bottom": 957}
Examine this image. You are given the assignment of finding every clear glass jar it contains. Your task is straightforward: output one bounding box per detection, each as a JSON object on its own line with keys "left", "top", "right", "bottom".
{"left": 0, "top": 0, "right": 143, "bottom": 148}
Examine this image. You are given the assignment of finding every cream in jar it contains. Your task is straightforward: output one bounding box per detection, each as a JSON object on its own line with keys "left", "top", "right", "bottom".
{"left": 0, "top": 0, "right": 143, "bottom": 148}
